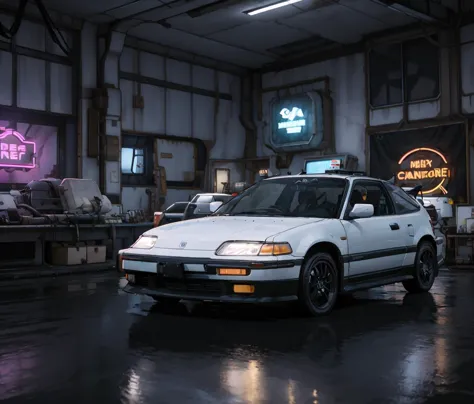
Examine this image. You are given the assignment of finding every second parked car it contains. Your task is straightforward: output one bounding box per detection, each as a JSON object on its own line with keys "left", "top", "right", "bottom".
{"left": 183, "top": 193, "right": 233, "bottom": 220}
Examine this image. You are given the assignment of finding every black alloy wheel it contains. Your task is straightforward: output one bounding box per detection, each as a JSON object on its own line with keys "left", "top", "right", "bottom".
{"left": 299, "top": 252, "right": 339, "bottom": 316}
{"left": 402, "top": 241, "right": 437, "bottom": 293}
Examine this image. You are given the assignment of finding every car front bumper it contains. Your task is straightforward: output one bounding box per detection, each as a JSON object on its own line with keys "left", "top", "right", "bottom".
{"left": 120, "top": 253, "right": 301, "bottom": 303}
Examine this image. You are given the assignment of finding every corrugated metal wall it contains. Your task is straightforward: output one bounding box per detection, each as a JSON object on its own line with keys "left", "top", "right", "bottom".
{"left": 119, "top": 46, "right": 245, "bottom": 210}
{"left": 0, "top": 16, "right": 74, "bottom": 115}
{"left": 0, "top": 13, "right": 77, "bottom": 190}
{"left": 461, "top": 24, "right": 474, "bottom": 115}
{"left": 260, "top": 53, "right": 366, "bottom": 173}
{"left": 461, "top": 23, "right": 474, "bottom": 202}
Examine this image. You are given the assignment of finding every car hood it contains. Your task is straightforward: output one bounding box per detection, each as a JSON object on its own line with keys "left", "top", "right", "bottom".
{"left": 143, "top": 216, "right": 325, "bottom": 251}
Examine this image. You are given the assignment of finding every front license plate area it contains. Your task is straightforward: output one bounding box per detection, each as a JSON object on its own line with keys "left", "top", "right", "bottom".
{"left": 158, "top": 263, "right": 184, "bottom": 279}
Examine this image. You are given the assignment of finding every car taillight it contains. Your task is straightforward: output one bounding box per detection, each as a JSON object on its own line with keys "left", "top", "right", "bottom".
{"left": 117, "top": 254, "right": 124, "bottom": 272}
{"left": 153, "top": 212, "right": 163, "bottom": 227}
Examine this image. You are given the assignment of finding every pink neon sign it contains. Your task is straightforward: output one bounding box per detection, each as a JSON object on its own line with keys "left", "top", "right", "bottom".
{"left": 0, "top": 128, "right": 36, "bottom": 169}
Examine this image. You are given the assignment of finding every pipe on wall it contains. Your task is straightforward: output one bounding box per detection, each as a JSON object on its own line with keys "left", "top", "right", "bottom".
{"left": 205, "top": 70, "right": 221, "bottom": 191}
{"left": 239, "top": 74, "right": 257, "bottom": 161}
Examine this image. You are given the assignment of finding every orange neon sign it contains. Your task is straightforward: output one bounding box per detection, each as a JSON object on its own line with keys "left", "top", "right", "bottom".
{"left": 397, "top": 147, "right": 450, "bottom": 195}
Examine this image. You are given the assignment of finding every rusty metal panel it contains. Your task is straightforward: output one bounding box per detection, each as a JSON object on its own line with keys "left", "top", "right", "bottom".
{"left": 121, "top": 187, "right": 149, "bottom": 211}
{"left": 192, "top": 94, "right": 214, "bottom": 141}
{"left": 120, "top": 79, "right": 134, "bottom": 130}
{"left": 139, "top": 83, "right": 165, "bottom": 133}
{"left": 369, "top": 107, "right": 403, "bottom": 126}
{"left": 212, "top": 99, "right": 245, "bottom": 160}
{"left": 166, "top": 89, "right": 191, "bottom": 136}
{"left": 408, "top": 101, "right": 440, "bottom": 121}
{"left": 156, "top": 138, "right": 195, "bottom": 182}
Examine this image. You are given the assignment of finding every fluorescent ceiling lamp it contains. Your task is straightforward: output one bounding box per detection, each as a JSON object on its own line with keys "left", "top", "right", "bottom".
{"left": 245, "top": 0, "right": 303, "bottom": 16}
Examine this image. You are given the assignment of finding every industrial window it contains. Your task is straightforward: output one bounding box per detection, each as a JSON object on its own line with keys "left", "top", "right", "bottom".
{"left": 121, "top": 135, "right": 154, "bottom": 186}
{"left": 403, "top": 37, "right": 440, "bottom": 102}
{"left": 121, "top": 147, "right": 144, "bottom": 174}
{"left": 369, "top": 36, "right": 439, "bottom": 107}
{"left": 369, "top": 43, "right": 403, "bottom": 108}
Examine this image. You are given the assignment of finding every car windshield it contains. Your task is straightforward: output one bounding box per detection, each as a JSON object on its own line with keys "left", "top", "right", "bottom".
{"left": 215, "top": 176, "right": 347, "bottom": 218}
{"left": 213, "top": 195, "right": 232, "bottom": 203}
{"left": 166, "top": 202, "right": 188, "bottom": 214}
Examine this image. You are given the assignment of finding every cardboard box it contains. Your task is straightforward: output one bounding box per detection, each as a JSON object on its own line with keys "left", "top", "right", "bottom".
{"left": 51, "top": 244, "right": 87, "bottom": 266}
{"left": 86, "top": 245, "right": 106, "bottom": 264}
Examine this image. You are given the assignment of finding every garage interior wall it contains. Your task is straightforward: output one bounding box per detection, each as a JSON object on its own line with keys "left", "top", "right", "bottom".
{"left": 258, "top": 53, "right": 366, "bottom": 174}
{"left": 0, "top": 13, "right": 77, "bottom": 190}
{"left": 366, "top": 27, "right": 471, "bottom": 201}
{"left": 461, "top": 23, "right": 474, "bottom": 202}
{"left": 118, "top": 46, "right": 245, "bottom": 210}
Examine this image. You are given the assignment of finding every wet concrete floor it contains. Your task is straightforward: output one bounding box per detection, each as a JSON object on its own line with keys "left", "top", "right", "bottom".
{"left": 0, "top": 270, "right": 473, "bottom": 403}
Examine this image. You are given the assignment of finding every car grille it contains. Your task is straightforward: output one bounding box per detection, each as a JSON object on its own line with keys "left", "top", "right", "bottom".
{"left": 131, "top": 273, "right": 222, "bottom": 296}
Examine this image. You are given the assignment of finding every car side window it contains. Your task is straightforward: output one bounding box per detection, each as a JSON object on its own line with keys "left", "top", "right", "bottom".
{"left": 166, "top": 203, "right": 187, "bottom": 214}
{"left": 347, "top": 181, "right": 394, "bottom": 217}
{"left": 384, "top": 183, "right": 421, "bottom": 214}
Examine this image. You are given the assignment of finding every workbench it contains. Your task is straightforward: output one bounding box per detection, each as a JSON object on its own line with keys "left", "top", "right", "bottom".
{"left": 0, "top": 222, "right": 152, "bottom": 268}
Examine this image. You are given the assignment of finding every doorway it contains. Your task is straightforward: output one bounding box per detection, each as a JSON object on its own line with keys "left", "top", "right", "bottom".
{"left": 214, "top": 168, "right": 230, "bottom": 193}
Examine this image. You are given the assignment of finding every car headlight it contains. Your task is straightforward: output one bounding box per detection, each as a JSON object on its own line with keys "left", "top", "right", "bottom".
{"left": 132, "top": 235, "right": 158, "bottom": 249}
{"left": 216, "top": 241, "right": 292, "bottom": 256}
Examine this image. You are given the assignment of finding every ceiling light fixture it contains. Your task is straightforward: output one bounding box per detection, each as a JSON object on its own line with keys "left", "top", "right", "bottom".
{"left": 244, "top": 0, "right": 303, "bottom": 16}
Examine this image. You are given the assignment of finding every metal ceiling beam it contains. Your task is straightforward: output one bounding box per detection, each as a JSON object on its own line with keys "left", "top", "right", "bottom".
{"left": 259, "top": 42, "right": 365, "bottom": 73}
{"left": 111, "top": 0, "right": 226, "bottom": 32}
{"left": 123, "top": 35, "right": 249, "bottom": 76}
{"left": 370, "top": 0, "right": 451, "bottom": 25}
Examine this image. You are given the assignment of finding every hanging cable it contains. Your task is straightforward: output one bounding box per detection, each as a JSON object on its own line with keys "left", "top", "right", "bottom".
{"left": 0, "top": 0, "right": 71, "bottom": 56}
{"left": 0, "top": 0, "right": 28, "bottom": 40}
{"left": 33, "top": 0, "right": 71, "bottom": 56}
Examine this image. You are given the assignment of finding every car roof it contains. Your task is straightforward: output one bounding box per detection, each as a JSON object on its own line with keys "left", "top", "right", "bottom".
{"left": 195, "top": 193, "right": 230, "bottom": 196}
{"left": 263, "top": 173, "right": 384, "bottom": 182}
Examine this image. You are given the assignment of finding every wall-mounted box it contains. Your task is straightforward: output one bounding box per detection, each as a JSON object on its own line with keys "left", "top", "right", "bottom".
{"left": 50, "top": 243, "right": 87, "bottom": 266}
{"left": 86, "top": 245, "right": 106, "bottom": 264}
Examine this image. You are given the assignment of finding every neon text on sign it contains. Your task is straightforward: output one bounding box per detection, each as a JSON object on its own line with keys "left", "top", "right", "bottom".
{"left": 278, "top": 107, "right": 306, "bottom": 134}
{"left": 0, "top": 128, "right": 36, "bottom": 169}
{"left": 397, "top": 147, "right": 450, "bottom": 194}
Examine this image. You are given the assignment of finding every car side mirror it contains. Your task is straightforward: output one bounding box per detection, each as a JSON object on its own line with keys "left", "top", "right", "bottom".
{"left": 209, "top": 201, "right": 223, "bottom": 213}
{"left": 349, "top": 203, "right": 374, "bottom": 219}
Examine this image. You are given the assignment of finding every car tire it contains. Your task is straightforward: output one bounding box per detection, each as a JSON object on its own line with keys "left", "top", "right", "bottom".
{"left": 298, "top": 252, "right": 339, "bottom": 316}
{"left": 402, "top": 241, "right": 437, "bottom": 293}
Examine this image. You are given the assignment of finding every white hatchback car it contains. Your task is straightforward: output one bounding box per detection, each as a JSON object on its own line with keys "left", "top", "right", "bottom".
{"left": 119, "top": 172, "right": 443, "bottom": 316}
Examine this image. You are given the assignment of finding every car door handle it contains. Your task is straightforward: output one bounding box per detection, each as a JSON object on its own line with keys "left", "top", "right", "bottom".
{"left": 389, "top": 223, "right": 400, "bottom": 230}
